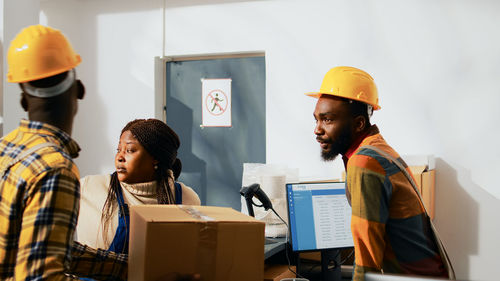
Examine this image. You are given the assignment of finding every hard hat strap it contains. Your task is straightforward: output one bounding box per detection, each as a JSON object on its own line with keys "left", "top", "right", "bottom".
{"left": 22, "top": 69, "right": 76, "bottom": 98}
{"left": 367, "top": 105, "right": 373, "bottom": 117}
{"left": 348, "top": 99, "right": 374, "bottom": 117}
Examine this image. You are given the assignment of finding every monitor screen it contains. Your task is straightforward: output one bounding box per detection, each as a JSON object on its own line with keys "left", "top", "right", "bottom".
{"left": 286, "top": 181, "right": 354, "bottom": 252}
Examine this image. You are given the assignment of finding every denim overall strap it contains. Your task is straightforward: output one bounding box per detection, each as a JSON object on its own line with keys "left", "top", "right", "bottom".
{"left": 108, "top": 184, "right": 130, "bottom": 254}
{"left": 174, "top": 182, "right": 182, "bottom": 204}
{"left": 107, "top": 182, "right": 180, "bottom": 254}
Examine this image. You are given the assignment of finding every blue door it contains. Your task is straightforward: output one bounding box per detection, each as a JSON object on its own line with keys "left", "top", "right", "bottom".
{"left": 165, "top": 55, "right": 266, "bottom": 209}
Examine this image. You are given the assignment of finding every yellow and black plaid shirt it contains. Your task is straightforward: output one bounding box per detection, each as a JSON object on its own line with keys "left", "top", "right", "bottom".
{"left": 0, "top": 120, "right": 127, "bottom": 280}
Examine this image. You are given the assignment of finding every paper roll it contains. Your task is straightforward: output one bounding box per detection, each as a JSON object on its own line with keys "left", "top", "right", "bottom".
{"left": 260, "top": 174, "right": 286, "bottom": 199}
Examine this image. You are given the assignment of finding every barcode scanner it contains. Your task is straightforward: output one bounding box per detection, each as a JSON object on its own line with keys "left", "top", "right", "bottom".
{"left": 239, "top": 183, "right": 273, "bottom": 217}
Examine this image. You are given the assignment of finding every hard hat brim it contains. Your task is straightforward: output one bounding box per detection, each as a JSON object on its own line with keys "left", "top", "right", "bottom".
{"left": 304, "top": 91, "right": 381, "bottom": 110}
{"left": 304, "top": 92, "right": 321, "bottom": 98}
{"left": 8, "top": 66, "right": 78, "bottom": 84}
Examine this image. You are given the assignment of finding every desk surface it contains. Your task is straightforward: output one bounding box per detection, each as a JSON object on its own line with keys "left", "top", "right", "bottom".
{"left": 264, "top": 237, "right": 287, "bottom": 259}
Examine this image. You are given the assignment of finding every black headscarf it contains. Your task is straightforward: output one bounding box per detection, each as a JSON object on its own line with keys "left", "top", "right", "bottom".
{"left": 122, "top": 118, "right": 182, "bottom": 178}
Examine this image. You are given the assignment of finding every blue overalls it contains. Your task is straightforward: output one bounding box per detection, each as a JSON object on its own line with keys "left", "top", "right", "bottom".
{"left": 109, "top": 181, "right": 183, "bottom": 254}
{"left": 80, "top": 181, "right": 182, "bottom": 280}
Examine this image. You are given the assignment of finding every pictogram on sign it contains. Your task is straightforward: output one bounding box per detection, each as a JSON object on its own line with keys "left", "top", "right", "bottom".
{"left": 206, "top": 89, "right": 228, "bottom": 116}
{"left": 201, "top": 78, "right": 232, "bottom": 127}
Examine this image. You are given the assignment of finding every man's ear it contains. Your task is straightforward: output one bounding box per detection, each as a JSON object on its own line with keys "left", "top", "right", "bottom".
{"left": 76, "top": 80, "right": 85, "bottom": 100}
{"left": 20, "top": 92, "right": 28, "bottom": 112}
{"left": 353, "top": 115, "right": 366, "bottom": 133}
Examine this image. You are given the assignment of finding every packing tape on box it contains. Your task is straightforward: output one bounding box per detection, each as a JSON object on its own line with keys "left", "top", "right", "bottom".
{"left": 178, "top": 205, "right": 217, "bottom": 279}
{"left": 178, "top": 205, "right": 215, "bottom": 221}
{"left": 196, "top": 222, "right": 218, "bottom": 280}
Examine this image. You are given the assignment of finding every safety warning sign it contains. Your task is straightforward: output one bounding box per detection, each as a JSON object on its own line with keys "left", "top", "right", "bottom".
{"left": 202, "top": 78, "right": 232, "bottom": 127}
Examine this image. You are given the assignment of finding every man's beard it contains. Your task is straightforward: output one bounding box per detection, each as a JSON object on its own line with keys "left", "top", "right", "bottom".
{"left": 320, "top": 126, "right": 353, "bottom": 161}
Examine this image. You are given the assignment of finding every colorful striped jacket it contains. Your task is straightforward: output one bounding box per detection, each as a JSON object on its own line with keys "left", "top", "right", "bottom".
{"left": 345, "top": 125, "right": 447, "bottom": 281}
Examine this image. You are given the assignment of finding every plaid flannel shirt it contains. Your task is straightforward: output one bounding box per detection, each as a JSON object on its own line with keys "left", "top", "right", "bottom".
{"left": 0, "top": 120, "right": 127, "bottom": 280}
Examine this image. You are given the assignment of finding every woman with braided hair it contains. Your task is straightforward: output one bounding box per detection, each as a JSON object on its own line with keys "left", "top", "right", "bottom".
{"left": 76, "top": 119, "right": 200, "bottom": 254}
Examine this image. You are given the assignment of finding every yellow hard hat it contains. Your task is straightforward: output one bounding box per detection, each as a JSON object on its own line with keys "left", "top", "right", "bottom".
{"left": 305, "top": 66, "right": 380, "bottom": 110}
{"left": 7, "top": 25, "right": 81, "bottom": 83}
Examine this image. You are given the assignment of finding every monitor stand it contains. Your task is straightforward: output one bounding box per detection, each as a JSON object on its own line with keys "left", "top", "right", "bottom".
{"left": 296, "top": 249, "right": 343, "bottom": 281}
{"left": 321, "top": 249, "right": 341, "bottom": 281}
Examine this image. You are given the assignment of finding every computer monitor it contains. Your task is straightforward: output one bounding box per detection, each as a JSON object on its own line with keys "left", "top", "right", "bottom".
{"left": 286, "top": 181, "right": 354, "bottom": 252}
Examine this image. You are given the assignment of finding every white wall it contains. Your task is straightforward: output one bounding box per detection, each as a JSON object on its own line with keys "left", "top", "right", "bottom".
{"left": 39, "top": 0, "right": 163, "bottom": 174}
{"left": 13, "top": 0, "right": 500, "bottom": 280}
{"left": 1, "top": 0, "right": 40, "bottom": 135}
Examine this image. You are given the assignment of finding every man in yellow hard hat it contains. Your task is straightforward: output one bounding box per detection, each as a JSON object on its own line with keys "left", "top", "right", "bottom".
{"left": 0, "top": 25, "right": 126, "bottom": 280}
{"left": 307, "top": 66, "right": 453, "bottom": 280}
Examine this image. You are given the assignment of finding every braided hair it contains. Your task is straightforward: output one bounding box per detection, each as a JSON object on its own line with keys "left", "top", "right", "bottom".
{"left": 101, "top": 119, "right": 182, "bottom": 244}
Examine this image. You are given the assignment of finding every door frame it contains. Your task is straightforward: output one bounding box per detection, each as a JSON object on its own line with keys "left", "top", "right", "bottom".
{"left": 154, "top": 51, "right": 265, "bottom": 123}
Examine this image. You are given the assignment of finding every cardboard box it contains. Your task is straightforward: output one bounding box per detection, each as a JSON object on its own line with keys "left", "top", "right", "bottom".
{"left": 408, "top": 166, "right": 436, "bottom": 220}
{"left": 264, "top": 264, "right": 296, "bottom": 281}
{"left": 129, "top": 205, "right": 265, "bottom": 281}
